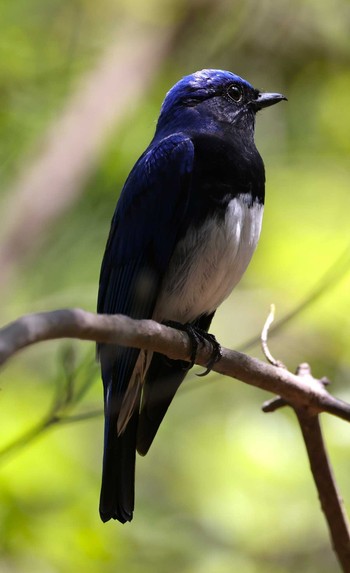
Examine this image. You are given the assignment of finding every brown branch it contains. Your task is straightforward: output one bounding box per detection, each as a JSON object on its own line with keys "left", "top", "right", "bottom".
{"left": 2, "top": 307, "right": 350, "bottom": 569}
{"left": 295, "top": 410, "right": 350, "bottom": 571}
{"left": 262, "top": 357, "right": 350, "bottom": 571}
{"left": 1, "top": 308, "right": 350, "bottom": 425}
{"left": 258, "top": 279, "right": 350, "bottom": 571}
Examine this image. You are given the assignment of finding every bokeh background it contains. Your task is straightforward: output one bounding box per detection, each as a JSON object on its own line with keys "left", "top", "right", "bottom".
{"left": 1, "top": 1, "right": 350, "bottom": 571}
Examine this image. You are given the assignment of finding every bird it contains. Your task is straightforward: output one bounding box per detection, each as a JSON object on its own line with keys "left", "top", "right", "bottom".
{"left": 97, "top": 69, "right": 286, "bottom": 523}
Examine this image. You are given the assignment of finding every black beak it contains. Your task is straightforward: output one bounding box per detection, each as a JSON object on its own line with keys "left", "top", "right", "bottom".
{"left": 252, "top": 91, "right": 287, "bottom": 111}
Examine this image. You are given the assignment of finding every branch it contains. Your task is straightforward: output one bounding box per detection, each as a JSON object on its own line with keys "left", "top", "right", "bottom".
{"left": 295, "top": 409, "right": 350, "bottom": 572}
{"left": 1, "top": 308, "right": 350, "bottom": 425}
{"left": 260, "top": 315, "right": 350, "bottom": 572}
{"left": 2, "top": 307, "right": 350, "bottom": 569}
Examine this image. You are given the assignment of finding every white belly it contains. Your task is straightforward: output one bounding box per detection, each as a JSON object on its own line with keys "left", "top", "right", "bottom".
{"left": 154, "top": 195, "right": 264, "bottom": 323}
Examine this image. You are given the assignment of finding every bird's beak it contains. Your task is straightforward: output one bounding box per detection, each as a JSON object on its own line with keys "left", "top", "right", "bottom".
{"left": 252, "top": 91, "right": 287, "bottom": 111}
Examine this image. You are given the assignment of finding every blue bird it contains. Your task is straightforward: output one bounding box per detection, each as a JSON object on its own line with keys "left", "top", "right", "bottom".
{"left": 97, "top": 69, "right": 286, "bottom": 523}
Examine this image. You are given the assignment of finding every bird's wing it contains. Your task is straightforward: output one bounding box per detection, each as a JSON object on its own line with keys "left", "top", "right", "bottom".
{"left": 98, "top": 134, "right": 194, "bottom": 522}
{"left": 98, "top": 133, "right": 194, "bottom": 392}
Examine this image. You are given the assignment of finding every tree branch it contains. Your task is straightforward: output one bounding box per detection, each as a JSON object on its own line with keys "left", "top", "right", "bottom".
{"left": 2, "top": 307, "right": 350, "bottom": 571}
{"left": 260, "top": 318, "right": 350, "bottom": 572}
{"left": 295, "top": 410, "right": 350, "bottom": 572}
{"left": 1, "top": 308, "right": 350, "bottom": 424}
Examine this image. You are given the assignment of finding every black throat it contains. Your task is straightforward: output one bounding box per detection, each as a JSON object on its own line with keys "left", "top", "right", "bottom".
{"left": 189, "top": 131, "right": 265, "bottom": 222}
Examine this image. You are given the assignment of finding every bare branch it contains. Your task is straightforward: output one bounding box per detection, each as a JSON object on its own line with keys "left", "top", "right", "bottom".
{"left": 1, "top": 308, "right": 350, "bottom": 425}
{"left": 296, "top": 410, "right": 350, "bottom": 571}
{"left": 262, "top": 362, "right": 350, "bottom": 571}
{"left": 2, "top": 307, "right": 350, "bottom": 569}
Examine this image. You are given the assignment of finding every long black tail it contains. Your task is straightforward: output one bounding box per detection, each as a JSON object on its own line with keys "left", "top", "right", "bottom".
{"left": 99, "top": 405, "right": 139, "bottom": 523}
{"left": 99, "top": 343, "right": 141, "bottom": 524}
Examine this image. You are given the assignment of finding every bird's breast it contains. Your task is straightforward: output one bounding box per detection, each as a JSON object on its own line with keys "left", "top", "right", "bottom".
{"left": 154, "top": 194, "right": 264, "bottom": 323}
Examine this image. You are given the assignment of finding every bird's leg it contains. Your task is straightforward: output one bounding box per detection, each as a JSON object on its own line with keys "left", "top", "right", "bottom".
{"left": 163, "top": 320, "right": 201, "bottom": 369}
{"left": 163, "top": 321, "right": 222, "bottom": 375}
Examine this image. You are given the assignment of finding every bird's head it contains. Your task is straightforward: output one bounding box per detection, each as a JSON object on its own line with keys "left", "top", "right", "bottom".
{"left": 156, "top": 69, "right": 286, "bottom": 138}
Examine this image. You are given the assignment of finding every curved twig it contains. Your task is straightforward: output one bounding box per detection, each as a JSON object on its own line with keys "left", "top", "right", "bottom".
{"left": 261, "top": 304, "right": 286, "bottom": 368}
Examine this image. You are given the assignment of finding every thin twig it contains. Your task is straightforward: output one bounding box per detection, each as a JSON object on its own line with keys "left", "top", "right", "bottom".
{"left": 260, "top": 304, "right": 287, "bottom": 411}
{"left": 0, "top": 346, "right": 97, "bottom": 461}
{"left": 262, "top": 396, "right": 287, "bottom": 412}
{"left": 261, "top": 304, "right": 286, "bottom": 367}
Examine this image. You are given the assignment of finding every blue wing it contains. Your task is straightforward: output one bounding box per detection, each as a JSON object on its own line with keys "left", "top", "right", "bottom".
{"left": 98, "top": 134, "right": 195, "bottom": 522}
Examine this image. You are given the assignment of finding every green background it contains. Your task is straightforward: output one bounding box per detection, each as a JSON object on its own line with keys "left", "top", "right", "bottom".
{"left": 1, "top": 1, "right": 350, "bottom": 571}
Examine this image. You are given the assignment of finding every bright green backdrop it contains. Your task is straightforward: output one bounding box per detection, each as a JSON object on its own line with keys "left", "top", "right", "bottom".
{"left": 1, "top": 1, "right": 350, "bottom": 572}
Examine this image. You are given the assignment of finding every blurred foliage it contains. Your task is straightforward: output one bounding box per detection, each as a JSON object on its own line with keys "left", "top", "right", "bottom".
{"left": 1, "top": 0, "right": 350, "bottom": 571}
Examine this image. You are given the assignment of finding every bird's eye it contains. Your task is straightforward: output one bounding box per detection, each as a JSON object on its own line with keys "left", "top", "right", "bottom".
{"left": 227, "top": 84, "right": 243, "bottom": 102}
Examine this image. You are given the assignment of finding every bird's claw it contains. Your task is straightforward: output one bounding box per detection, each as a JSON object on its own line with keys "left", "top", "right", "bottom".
{"left": 195, "top": 330, "right": 222, "bottom": 376}
{"left": 163, "top": 321, "right": 222, "bottom": 375}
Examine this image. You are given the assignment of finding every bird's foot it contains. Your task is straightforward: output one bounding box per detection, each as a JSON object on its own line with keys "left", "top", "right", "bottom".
{"left": 163, "top": 320, "right": 201, "bottom": 370}
{"left": 194, "top": 328, "right": 222, "bottom": 377}
{"left": 163, "top": 321, "right": 222, "bottom": 375}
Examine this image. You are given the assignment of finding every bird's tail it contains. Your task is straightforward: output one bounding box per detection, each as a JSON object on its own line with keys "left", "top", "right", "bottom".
{"left": 99, "top": 394, "right": 140, "bottom": 523}
{"left": 137, "top": 354, "right": 188, "bottom": 456}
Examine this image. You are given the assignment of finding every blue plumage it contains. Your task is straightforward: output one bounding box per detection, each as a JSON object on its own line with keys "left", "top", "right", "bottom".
{"left": 97, "top": 69, "right": 286, "bottom": 523}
